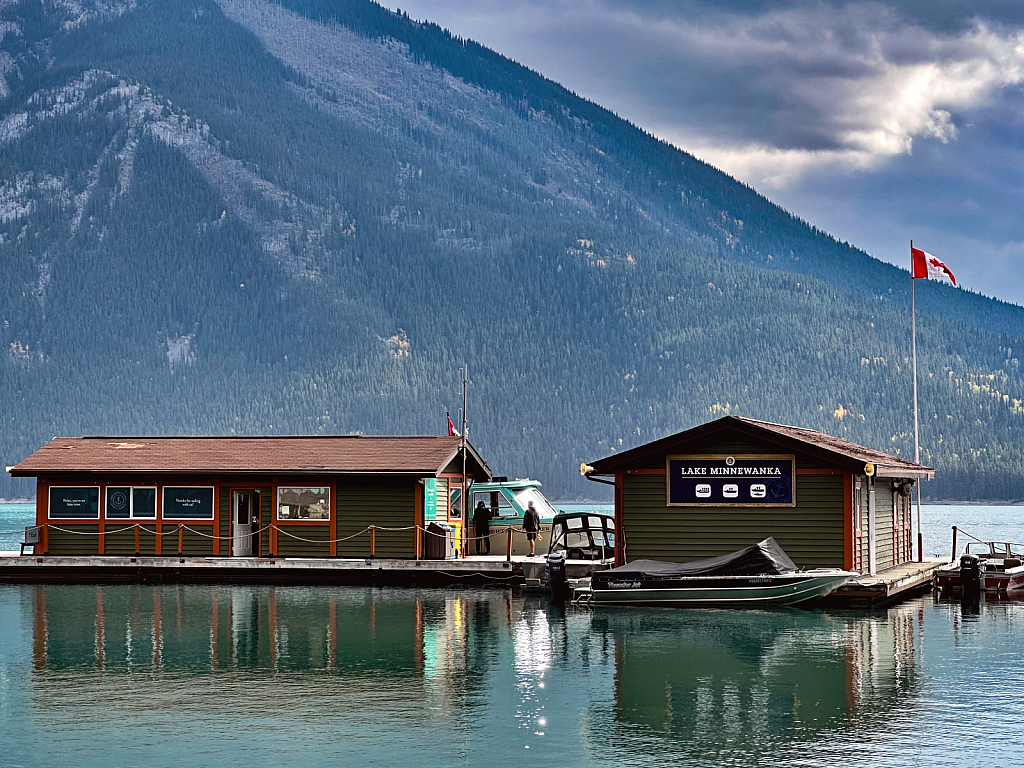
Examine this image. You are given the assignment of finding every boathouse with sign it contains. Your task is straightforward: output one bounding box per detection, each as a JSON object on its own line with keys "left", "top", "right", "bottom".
{"left": 8, "top": 435, "right": 489, "bottom": 559}
{"left": 585, "top": 416, "right": 934, "bottom": 574}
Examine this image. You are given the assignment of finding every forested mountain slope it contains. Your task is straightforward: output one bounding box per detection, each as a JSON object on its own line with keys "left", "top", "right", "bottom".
{"left": 0, "top": 0, "right": 1021, "bottom": 500}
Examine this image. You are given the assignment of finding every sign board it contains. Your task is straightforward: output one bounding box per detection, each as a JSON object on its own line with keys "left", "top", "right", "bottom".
{"left": 162, "top": 486, "right": 215, "bottom": 519}
{"left": 667, "top": 455, "right": 796, "bottom": 507}
{"left": 424, "top": 478, "right": 437, "bottom": 521}
{"left": 49, "top": 486, "right": 99, "bottom": 518}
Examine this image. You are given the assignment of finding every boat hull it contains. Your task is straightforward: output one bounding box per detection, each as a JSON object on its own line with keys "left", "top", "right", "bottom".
{"left": 935, "top": 564, "right": 1024, "bottom": 593}
{"left": 591, "top": 571, "right": 853, "bottom": 607}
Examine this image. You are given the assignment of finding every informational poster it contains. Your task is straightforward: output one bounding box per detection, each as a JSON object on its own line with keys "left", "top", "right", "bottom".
{"left": 49, "top": 487, "right": 99, "bottom": 518}
{"left": 424, "top": 478, "right": 437, "bottom": 521}
{"left": 667, "top": 455, "right": 796, "bottom": 507}
{"left": 162, "top": 486, "right": 215, "bottom": 519}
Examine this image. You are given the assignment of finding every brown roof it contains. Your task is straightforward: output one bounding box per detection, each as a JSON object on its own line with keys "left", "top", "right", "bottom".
{"left": 8, "top": 435, "right": 490, "bottom": 478}
{"left": 590, "top": 415, "right": 934, "bottom": 478}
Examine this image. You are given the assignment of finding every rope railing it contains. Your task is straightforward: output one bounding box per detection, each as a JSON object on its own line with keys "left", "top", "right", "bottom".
{"left": 23, "top": 521, "right": 550, "bottom": 560}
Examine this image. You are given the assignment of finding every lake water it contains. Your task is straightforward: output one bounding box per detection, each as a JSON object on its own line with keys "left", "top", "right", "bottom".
{"left": 2, "top": 503, "right": 1024, "bottom": 767}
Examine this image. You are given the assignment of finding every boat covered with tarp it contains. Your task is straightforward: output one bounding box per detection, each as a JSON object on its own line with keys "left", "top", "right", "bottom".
{"left": 589, "top": 538, "right": 853, "bottom": 607}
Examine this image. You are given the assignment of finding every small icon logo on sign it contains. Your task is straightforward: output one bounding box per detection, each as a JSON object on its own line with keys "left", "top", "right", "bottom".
{"left": 750, "top": 484, "right": 767, "bottom": 499}
{"left": 723, "top": 484, "right": 739, "bottom": 499}
{"left": 695, "top": 484, "right": 712, "bottom": 498}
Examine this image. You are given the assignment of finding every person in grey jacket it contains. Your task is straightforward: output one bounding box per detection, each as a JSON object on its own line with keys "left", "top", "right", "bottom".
{"left": 523, "top": 500, "right": 541, "bottom": 556}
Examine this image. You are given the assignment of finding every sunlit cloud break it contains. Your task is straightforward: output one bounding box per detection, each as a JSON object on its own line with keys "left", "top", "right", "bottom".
{"left": 654, "top": 7, "right": 1024, "bottom": 188}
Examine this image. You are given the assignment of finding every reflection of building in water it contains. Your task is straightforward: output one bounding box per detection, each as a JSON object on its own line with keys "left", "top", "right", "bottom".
{"left": 28, "top": 584, "right": 520, "bottom": 718}
{"left": 30, "top": 585, "right": 427, "bottom": 679}
{"left": 600, "top": 604, "right": 923, "bottom": 754}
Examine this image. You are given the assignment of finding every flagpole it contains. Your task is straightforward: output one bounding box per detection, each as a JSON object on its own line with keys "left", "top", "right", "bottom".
{"left": 460, "top": 364, "right": 468, "bottom": 558}
{"left": 911, "top": 240, "right": 923, "bottom": 562}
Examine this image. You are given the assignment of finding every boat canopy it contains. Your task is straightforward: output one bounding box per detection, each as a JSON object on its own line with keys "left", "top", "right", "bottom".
{"left": 599, "top": 538, "right": 799, "bottom": 579}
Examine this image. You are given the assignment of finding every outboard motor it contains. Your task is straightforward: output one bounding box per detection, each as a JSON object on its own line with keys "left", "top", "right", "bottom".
{"left": 960, "top": 553, "right": 984, "bottom": 609}
{"left": 546, "top": 551, "right": 567, "bottom": 597}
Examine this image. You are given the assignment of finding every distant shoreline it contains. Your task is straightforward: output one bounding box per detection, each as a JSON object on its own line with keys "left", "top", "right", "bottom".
{"left": 4, "top": 498, "right": 1023, "bottom": 505}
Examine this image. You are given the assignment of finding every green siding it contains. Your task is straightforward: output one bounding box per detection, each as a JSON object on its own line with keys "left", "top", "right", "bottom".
{"left": 103, "top": 525, "right": 156, "bottom": 555}
{"left": 875, "top": 482, "right": 894, "bottom": 570}
{"left": 622, "top": 473, "right": 845, "bottom": 569}
{"left": 219, "top": 487, "right": 230, "bottom": 547}
{"left": 260, "top": 488, "right": 271, "bottom": 556}
{"left": 276, "top": 524, "right": 331, "bottom": 557}
{"left": 337, "top": 480, "right": 416, "bottom": 558}
{"left": 46, "top": 525, "right": 100, "bottom": 555}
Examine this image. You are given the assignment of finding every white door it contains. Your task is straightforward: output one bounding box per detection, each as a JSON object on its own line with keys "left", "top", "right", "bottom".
{"left": 233, "top": 491, "right": 254, "bottom": 557}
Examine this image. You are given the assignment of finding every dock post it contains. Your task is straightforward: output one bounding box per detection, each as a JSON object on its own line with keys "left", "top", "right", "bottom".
{"left": 951, "top": 526, "right": 958, "bottom": 562}
{"left": 369, "top": 526, "right": 375, "bottom": 559}
{"left": 506, "top": 528, "right": 512, "bottom": 562}
{"left": 177, "top": 525, "right": 184, "bottom": 557}
{"left": 134, "top": 524, "right": 140, "bottom": 556}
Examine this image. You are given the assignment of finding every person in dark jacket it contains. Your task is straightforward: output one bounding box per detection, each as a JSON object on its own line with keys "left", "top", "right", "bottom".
{"left": 473, "top": 500, "right": 492, "bottom": 554}
{"left": 523, "top": 500, "right": 541, "bottom": 556}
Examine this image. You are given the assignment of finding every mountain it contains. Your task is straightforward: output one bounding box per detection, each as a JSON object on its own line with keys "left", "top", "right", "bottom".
{"left": 1, "top": 0, "right": 1021, "bottom": 501}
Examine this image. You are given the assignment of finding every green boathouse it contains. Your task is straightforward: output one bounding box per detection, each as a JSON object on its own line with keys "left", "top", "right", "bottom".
{"left": 585, "top": 416, "right": 934, "bottom": 574}
{"left": 9, "top": 435, "right": 490, "bottom": 560}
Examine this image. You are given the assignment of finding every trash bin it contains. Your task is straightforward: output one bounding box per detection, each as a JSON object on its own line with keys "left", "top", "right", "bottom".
{"left": 424, "top": 522, "right": 456, "bottom": 560}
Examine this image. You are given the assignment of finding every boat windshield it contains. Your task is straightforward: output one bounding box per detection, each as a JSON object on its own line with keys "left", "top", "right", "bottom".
{"left": 513, "top": 487, "right": 557, "bottom": 519}
{"left": 548, "top": 514, "right": 615, "bottom": 560}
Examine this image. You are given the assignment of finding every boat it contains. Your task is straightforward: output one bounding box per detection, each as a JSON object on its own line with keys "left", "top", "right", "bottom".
{"left": 587, "top": 538, "right": 854, "bottom": 607}
{"left": 464, "top": 477, "right": 559, "bottom": 556}
{"left": 522, "top": 509, "right": 616, "bottom": 593}
{"left": 934, "top": 539, "right": 1024, "bottom": 593}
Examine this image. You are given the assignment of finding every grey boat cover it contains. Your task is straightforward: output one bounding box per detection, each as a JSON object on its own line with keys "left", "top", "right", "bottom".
{"left": 596, "top": 538, "right": 799, "bottom": 579}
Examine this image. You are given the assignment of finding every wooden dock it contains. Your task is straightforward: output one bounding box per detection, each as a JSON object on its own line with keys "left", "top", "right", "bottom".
{"left": 0, "top": 552, "right": 526, "bottom": 586}
{"left": 821, "top": 559, "right": 945, "bottom": 607}
{"left": 1, "top": 551, "right": 948, "bottom": 606}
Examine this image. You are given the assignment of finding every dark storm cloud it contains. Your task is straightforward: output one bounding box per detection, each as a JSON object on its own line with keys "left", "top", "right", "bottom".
{"left": 383, "top": 0, "right": 1024, "bottom": 304}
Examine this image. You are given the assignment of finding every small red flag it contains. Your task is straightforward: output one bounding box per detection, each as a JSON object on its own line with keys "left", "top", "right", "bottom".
{"left": 912, "top": 247, "right": 956, "bottom": 285}
{"left": 447, "top": 412, "right": 459, "bottom": 436}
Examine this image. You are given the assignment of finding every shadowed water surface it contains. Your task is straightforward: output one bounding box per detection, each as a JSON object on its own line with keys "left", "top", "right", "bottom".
{"left": 1, "top": 583, "right": 1023, "bottom": 767}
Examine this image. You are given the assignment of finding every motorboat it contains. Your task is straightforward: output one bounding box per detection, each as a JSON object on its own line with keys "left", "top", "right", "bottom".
{"left": 587, "top": 538, "right": 854, "bottom": 607}
{"left": 464, "top": 477, "right": 559, "bottom": 556}
{"left": 522, "top": 509, "right": 615, "bottom": 594}
{"left": 934, "top": 539, "right": 1024, "bottom": 593}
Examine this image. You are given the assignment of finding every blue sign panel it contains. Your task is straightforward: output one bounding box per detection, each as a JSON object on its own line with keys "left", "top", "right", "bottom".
{"left": 49, "top": 486, "right": 99, "bottom": 518}
{"left": 162, "top": 487, "right": 215, "bottom": 519}
{"left": 667, "top": 455, "right": 795, "bottom": 506}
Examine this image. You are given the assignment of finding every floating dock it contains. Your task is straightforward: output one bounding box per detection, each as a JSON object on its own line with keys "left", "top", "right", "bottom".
{"left": 0, "top": 552, "right": 525, "bottom": 586}
{"left": 1, "top": 551, "right": 948, "bottom": 607}
{"left": 821, "top": 559, "right": 945, "bottom": 607}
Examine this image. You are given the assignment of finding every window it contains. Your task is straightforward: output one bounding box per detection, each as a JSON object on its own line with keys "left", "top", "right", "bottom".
{"left": 49, "top": 487, "right": 99, "bottom": 519}
{"left": 277, "top": 487, "right": 330, "bottom": 520}
{"left": 162, "top": 487, "right": 215, "bottom": 520}
{"left": 472, "top": 489, "right": 517, "bottom": 519}
{"left": 449, "top": 487, "right": 462, "bottom": 519}
{"left": 106, "top": 487, "right": 156, "bottom": 519}
{"left": 513, "top": 487, "right": 557, "bottom": 519}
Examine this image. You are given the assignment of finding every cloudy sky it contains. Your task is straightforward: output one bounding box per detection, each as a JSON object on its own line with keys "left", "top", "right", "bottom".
{"left": 384, "top": 0, "right": 1023, "bottom": 307}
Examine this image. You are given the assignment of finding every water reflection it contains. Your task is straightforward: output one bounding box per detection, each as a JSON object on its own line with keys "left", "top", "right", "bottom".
{"left": 587, "top": 604, "right": 925, "bottom": 762}
{"left": 14, "top": 585, "right": 967, "bottom": 766}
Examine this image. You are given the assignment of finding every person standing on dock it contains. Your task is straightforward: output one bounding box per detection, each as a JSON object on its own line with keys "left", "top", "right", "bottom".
{"left": 524, "top": 500, "right": 541, "bottom": 556}
{"left": 474, "top": 500, "right": 493, "bottom": 555}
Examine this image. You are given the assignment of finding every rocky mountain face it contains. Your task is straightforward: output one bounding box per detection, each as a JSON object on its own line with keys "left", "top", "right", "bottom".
{"left": 0, "top": 0, "right": 1021, "bottom": 500}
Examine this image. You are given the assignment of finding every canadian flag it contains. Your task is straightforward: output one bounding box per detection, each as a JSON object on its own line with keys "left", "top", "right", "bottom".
{"left": 447, "top": 412, "right": 460, "bottom": 436}
{"left": 911, "top": 247, "right": 956, "bottom": 286}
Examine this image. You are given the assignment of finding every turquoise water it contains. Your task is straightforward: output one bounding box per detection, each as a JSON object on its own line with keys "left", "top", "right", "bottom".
{"left": 1, "top": 504, "right": 1024, "bottom": 766}
{"left": 1, "top": 583, "right": 1023, "bottom": 767}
